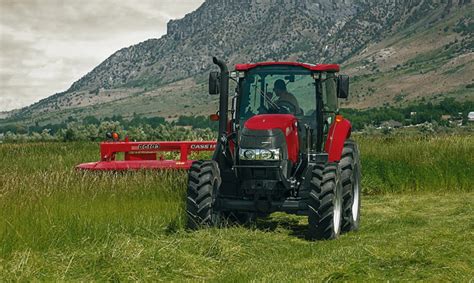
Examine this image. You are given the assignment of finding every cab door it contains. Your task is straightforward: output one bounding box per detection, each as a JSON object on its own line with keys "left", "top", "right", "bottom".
{"left": 321, "top": 72, "right": 338, "bottom": 147}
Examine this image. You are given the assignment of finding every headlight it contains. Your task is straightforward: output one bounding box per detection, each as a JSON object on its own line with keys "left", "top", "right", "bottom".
{"left": 259, "top": 150, "right": 273, "bottom": 160}
{"left": 243, "top": 149, "right": 256, "bottom": 160}
{"left": 239, "top": 148, "right": 280, "bottom": 160}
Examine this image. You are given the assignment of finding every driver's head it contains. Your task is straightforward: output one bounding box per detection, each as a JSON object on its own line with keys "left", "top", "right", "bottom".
{"left": 274, "top": 79, "right": 287, "bottom": 96}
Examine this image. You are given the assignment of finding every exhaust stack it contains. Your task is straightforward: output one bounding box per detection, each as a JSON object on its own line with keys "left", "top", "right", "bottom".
{"left": 212, "top": 57, "right": 229, "bottom": 137}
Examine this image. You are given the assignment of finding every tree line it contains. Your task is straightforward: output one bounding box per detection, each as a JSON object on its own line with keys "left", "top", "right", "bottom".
{"left": 0, "top": 98, "right": 472, "bottom": 142}
{"left": 341, "top": 98, "right": 473, "bottom": 130}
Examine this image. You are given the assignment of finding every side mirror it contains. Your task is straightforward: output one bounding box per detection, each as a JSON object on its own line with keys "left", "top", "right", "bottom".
{"left": 209, "top": 72, "right": 220, "bottom": 95}
{"left": 337, "top": 75, "right": 349, "bottom": 99}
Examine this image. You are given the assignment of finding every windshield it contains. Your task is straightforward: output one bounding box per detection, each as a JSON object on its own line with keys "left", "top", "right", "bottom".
{"left": 238, "top": 66, "right": 316, "bottom": 123}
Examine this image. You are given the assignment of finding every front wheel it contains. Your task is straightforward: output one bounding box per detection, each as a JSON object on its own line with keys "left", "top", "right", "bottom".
{"left": 186, "top": 160, "right": 222, "bottom": 229}
{"left": 306, "top": 163, "right": 343, "bottom": 240}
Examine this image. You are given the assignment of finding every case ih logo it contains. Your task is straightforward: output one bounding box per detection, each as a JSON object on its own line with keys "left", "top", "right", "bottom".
{"left": 136, "top": 144, "right": 160, "bottom": 150}
{"left": 190, "top": 144, "right": 216, "bottom": 150}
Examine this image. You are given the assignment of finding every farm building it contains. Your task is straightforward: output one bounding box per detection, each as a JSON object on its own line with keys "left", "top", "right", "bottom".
{"left": 468, "top": 112, "right": 474, "bottom": 122}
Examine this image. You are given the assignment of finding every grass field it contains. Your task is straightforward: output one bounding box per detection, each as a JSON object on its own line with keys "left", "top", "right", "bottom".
{"left": 1, "top": 135, "right": 473, "bottom": 281}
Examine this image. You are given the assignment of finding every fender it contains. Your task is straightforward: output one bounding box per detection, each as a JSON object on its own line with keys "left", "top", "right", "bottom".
{"left": 324, "top": 117, "right": 352, "bottom": 162}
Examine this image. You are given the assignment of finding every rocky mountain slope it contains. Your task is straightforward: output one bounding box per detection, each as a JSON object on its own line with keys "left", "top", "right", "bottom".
{"left": 2, "top": 0, "right": 473, "bottom": 126}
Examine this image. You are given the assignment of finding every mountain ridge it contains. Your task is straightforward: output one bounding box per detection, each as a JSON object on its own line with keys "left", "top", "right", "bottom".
{"left": 2, "top": 0, "right": 473, "bottom": 126}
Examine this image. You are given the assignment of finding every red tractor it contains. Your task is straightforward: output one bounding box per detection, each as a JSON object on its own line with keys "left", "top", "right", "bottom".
{"left": 186, "top": 57, "right": 361, "bottom": 240}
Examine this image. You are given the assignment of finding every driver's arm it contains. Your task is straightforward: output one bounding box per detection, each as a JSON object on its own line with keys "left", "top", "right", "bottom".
{"left": 287, "top": 93, "right": 301, "bottom": 114}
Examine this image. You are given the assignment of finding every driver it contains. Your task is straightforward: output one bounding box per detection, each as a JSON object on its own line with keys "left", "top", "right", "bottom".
{"left": 273, "top": 79, "right": 300, "bottom": 114}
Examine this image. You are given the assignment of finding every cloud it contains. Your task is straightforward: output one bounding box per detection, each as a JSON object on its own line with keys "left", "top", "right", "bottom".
{"left": 0, "top": 0, "right": 204, "bottom": 111}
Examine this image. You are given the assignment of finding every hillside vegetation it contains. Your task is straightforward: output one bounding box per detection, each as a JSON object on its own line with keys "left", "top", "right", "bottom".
{"left": 1, "top": 98, "right": 473, "bottom": 142}
{"left": 1, "top": 135, "right": 473, "bottom": 280}
{"left": 1, "top": 0, "right": 472, "bottom": 127}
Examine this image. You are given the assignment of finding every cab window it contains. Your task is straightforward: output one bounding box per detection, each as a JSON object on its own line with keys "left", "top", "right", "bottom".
{"left": 238, "top": 66, "right": 315, "bottom": 123}
{"left": 322, "top": 73, "right": 337, "bottom": 112}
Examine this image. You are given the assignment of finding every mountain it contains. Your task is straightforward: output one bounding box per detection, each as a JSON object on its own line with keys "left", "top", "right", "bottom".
{"left": 2, "top": 0, "right": 473, "bottom": 126}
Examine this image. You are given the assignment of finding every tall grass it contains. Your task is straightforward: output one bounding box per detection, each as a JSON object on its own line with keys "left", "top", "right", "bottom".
{"left": 357, "top": 134, "right": 473, "bottom": 193}
{"left": 0, "top": 143, "right": 188, "bottom": 257}
{"left": 0, "top": 136, "right": 473, "bottom": 280}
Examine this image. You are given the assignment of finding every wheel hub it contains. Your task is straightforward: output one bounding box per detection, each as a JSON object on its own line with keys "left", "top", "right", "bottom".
{"left": 333, "top": 180, "right": 343, "bottom": 235}
{"left": 352, "top": 164, "right": 360, "bottom": 222}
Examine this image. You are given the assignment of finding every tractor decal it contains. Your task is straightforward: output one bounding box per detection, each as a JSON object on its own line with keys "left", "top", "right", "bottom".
{"left": 135, "top": 144, "right": 161, "bottom": 150}
{"left": 190, "top": 144, "right": 216, "bottom": 150}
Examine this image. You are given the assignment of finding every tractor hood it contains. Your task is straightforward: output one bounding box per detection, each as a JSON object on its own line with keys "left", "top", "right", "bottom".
{"left": 242, "top": 114, "right": 299, "bottom": 163}
{"left": 244, "top": 114, "right": 297, "bottom": 134}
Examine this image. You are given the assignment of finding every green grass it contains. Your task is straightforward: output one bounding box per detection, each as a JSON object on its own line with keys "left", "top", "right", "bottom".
{"left": 359, "top": 135, "right": 473, "bottom": 193}
{"left": 1, "top": 136, "right": 473, "bottom": 281}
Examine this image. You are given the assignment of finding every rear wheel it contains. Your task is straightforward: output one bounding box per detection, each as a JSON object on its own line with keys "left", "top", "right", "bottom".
{"left": 186, "top": 160, "right": 222, "bottom": 229}
{"left": 306, "top": 163, "right": 343, "bottom": 240}
{"left": 340, "top": 140, "right": 361, "bottom": 232}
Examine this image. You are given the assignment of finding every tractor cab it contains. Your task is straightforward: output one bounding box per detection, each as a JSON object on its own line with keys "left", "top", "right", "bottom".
{"left": 186, "top": 58, "right": 360, "bottom": 241}
{"left": 235, "top": 62, "right": 340, "bottom": 124}
{"left": 233, "top": 63, "right": 346, "bottom": 161}
{"left": 209, "top": 61, "right": 349, "bottom": 166}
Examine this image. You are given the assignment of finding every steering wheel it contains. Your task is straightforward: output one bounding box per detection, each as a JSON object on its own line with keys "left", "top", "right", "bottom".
{"left": 257, "top": 105, "right": 269, "bottom": 114}
{"left": 275, "top": 100, "right": 297, "bottom": 114}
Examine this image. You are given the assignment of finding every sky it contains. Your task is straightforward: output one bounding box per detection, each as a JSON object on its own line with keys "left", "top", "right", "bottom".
{"left": 0, "top": 0, "right": 204, "bottom": 112}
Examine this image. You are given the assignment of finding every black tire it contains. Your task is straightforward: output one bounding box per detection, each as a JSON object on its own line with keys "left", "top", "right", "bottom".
{"left": 340, "top": 140, "right": 361, "bottom": 232}
{"left": 306, "top": 162, "right": 343, "bottom": 240}
{"left": 186, "top": 160, "right": 222, "bottom": 229}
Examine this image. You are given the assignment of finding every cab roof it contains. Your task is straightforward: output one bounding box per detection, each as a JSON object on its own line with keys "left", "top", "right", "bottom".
{"left": 235, "top": 62, "right": 340, "bottom": 72}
